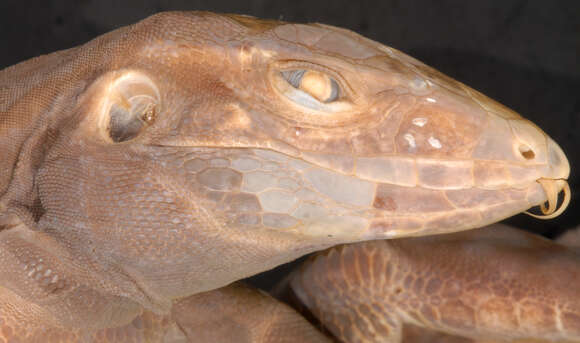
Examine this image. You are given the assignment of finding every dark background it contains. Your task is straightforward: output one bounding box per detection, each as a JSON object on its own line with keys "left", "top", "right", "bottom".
{"left": 1, "top": 1, "right": 578, "bottom": 287}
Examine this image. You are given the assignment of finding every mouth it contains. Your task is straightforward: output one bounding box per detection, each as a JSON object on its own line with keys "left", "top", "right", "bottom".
{"left": 524, "top": 178, "right": 570, "bottom": 219}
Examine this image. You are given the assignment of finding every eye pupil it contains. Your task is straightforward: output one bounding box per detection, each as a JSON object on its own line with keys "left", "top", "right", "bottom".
{"left": 281, "top": 69, "right": 340, "bottom": 103}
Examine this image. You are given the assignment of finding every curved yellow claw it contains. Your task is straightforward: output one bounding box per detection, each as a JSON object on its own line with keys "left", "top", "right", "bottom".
{"left": 525, "top": 178, "right": 571, "bottom": 219}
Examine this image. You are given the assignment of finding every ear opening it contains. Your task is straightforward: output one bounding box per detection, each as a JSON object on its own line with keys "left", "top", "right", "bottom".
{"left": 97, "top": 71, "right": 160, "bottom": 143}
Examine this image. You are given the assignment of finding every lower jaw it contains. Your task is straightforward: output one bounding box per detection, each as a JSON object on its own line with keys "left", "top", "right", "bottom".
{"left": 362, "top": 180, "right": 568, "bottom": 239}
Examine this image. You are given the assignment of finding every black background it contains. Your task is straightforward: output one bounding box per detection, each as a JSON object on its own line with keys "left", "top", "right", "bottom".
{"left": 2, "top": 1, "right": 578, "bottom": 287}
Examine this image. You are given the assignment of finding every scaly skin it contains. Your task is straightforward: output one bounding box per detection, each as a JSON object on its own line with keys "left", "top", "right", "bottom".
{"left": 0, "top": 12, "right": 570, "bottom": 341}
{"left": 0, "top": 280, "right": 329, "bottom": 342}
{"left": 288, "top": 224, "right": 580, "bottom": 342}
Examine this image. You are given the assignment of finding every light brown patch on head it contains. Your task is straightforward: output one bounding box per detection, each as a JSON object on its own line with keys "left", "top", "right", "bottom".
{"left": 274, "top": 23, "right": 382, "bottom": 60}
{"left": 395, "top": 93, "right": 486, "bottom": 158}
{"left": 197, "top": 168, "right": 242, "bottom": 191}
{"left": 225, "top": 14, "right": 281, "bottom": 33}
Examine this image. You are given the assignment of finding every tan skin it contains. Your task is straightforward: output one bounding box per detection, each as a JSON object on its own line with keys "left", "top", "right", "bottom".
{"left": 288, "top": 224, "right": 580, "bottom": 342}
{"left": 0, "top": 12, "right": 572, "bottom": 342}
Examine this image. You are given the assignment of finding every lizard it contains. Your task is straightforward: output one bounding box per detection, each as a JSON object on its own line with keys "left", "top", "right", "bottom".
{"left": 4, "top": 225, "right": 577, "bottom": 342}
{"left": 0, "top": 11, "right": 571, "bottom": 341}
{"left": 286, "top": 223, "right": 580, "bottom": 342}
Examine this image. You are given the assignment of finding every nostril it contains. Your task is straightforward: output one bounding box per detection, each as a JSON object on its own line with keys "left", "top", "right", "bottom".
{"left": 518, "top": 144, "right": 535, "bottom": 160}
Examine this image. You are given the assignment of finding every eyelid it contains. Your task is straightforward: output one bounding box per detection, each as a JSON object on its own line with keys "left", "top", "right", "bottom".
{"left": 270, "top": 62, "right": 355, "bottom": 115}
{"left": 266, "top": 61, "right": 370, "bottom": 125}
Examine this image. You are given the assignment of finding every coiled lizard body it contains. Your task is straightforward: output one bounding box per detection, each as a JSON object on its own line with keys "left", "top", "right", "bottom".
{"left": 0, "top": 12, "right": 573, "bottom": 342}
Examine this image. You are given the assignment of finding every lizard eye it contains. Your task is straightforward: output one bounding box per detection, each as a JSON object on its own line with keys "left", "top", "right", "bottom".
{"left": 281, "top": 70, "right": 340, "bottom": 103}
{"left": 270, "top": 63, "right": 352, "bottom": 114}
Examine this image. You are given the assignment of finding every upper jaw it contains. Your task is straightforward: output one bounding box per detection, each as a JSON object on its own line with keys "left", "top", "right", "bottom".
{"left": 334, "top": 114, "right": 572, "bottom": 238}
{"left": 528, "top": 136, "right": 571, "bottom": 219}
{"left": 545, "top": 136, "right": 570, "bottom": 180}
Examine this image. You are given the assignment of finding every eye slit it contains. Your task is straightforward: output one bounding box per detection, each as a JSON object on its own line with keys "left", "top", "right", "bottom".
{"left": 281, "top": 69, "right": 340, "bottom": 103}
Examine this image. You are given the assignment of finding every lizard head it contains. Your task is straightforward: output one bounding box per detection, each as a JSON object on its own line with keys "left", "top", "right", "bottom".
{"left": 4, "top": 12, "right": 569, "bottom": 301}
{"left": 82, "top": 12, "right": 568, "bottom": 237}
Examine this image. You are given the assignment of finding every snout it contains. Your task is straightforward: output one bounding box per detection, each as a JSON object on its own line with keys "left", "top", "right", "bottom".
{"left": 471, "top": 115, "right": 571, "bottom": 218}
